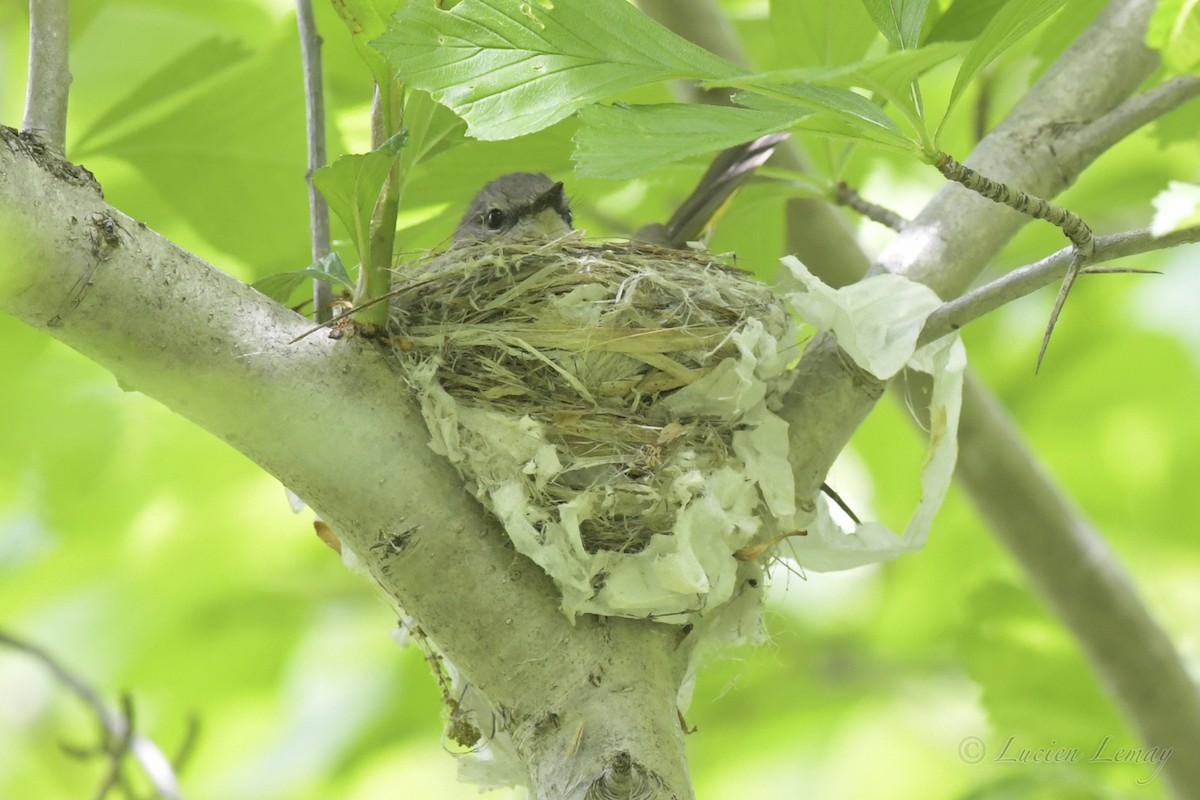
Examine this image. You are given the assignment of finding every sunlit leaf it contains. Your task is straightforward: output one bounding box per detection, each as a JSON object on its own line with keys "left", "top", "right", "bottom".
{"left": 313, "top": 132, "right": 406, "bottom": 265}
{"left": 399, "top": 89, "right": 467, "bottom": 178}
{"left": 737, "top": 93, "right": 917, "bottom": 154}
{"left": 959, "top": 581, "right": 1131, "bottom": 745}
{"left": 1151, "top": 181, "right": 1200, "bottom": 235}
{"left": 769, "top": 0, "right": 877, "bottom": 68}
{"left": 330, "top": 0, "right": 407, "bottom": 85}
{"left": 760, "top": 83, "right": 905, "bottom": 133}
{"left": 737, "top": 42, "right": 965, "bottom": 97}
{"left": 859, "top": 0, "right": 931, "bottom": 49}
{"left": 945, "top": 0, "right": 1071, "bottom": 122}
{"left": 97, "top": 34, "right": 310, "bottom": 273}
{"left": 373, "top": 0, "right": 743, "bottom": 140}
{"left": 926, "top": 0, "right": 1009, "bottom": 42}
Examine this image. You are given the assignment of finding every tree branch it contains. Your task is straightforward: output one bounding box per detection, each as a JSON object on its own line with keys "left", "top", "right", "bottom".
{"left": 930, "top": 72, "right": 1200, "bottom": 370}
{"left": 956, "top": 374, "right": 1200, "bottom": 798}
{"left": 1065, "top": 74, "right": 1200, "bottom": 172}
{"left": 22, "top": 0, "right": 71, "bottom": 152}
{"left": 0, "top": 126, "right": 693, "bottom": 800}
{"left": 295, "top": 0, "right": 333, "bottom": 324}
{"left": 919, "top": 225, "right": 1200, "bottom": 346}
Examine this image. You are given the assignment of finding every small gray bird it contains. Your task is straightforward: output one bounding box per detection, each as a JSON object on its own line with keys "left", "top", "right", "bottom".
{"left": 453, "top": 172, "right": 574, "bottom": 244}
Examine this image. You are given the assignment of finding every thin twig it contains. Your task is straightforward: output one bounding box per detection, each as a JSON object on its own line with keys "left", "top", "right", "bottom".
{"left": 919, "top": 224, "right": 1200, "bottom": 346}
{"left": 0, "top": 630, "right": 115, "bottom": 730}
{"left": 93, "top": 694, "right": 136, "bottom": 800}
{"left": 834, "top": 182, "right": 907, "bottom": 231}
{"left": 819, "top": 481, "right": 861, "bottom": 525}
{"left": 1028, "top": 76, "right": 1200, "bottom": 371}
{"left": 0, "top": 630, "right": 188, "bottom": 799}
{"left": 22, "top": 0, "right": 72, "bottom": 152}
{"left": 296, "top": 0, "right": 333, "bottom": 324}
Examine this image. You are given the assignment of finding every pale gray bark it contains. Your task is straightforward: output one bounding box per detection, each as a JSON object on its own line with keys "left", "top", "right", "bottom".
{"left": 22, "top": 0, "right": 71, "bottom": 152}
{"left": 0, "top": 130, "right": 694, "bottom": 800}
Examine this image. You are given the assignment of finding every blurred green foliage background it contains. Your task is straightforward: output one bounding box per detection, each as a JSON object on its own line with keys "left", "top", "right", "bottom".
{"left": 1, "top": 1, "right": 1198, "bottom": 797}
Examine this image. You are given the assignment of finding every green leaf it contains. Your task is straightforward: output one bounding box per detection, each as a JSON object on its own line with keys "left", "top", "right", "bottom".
{"left": 769, "top": 0, "right": 877, "bottom": 68}
{"left": 330, "top": 0, "right": 407, "bottom": 85}
{"left": 714, "top": 80, "right": 911, "bottom": 146}
{"left": 573, "top": 103, "right": 801, "bottom": 179}
{"left": 251, "top": 253, "right": 355, "bottom": 304}
{"left": 787, "top": 113, "right": 923, "bottom": 156}
{"left": 859, "top": 0, "right": 931, "bottom": 49}
{"left": 721, "top": 44, "right": 962, "bottom": 148}
{"left": 761, "top": 83, "right": 905, "bottom": 133}
{"left": 373, "top": 0, "right": 744, "bottom": 141}
{"left": 945, "top": 0, "right": 1071, "bottom": 122}
{"left": 738, "top": 42, "right": 965, "bottom": 96}
{"left": 737, "top": 91, "right": 920, "bottom": 155}
{"left": 925, "top": 0, "right": 1009, "bottom": 42}
{"left": 313, "top": 132, "right": 406, "bottom": 265}
{"left": 959, "top": 581, "right": 1130, "bottom": 747}
{"left": 1146, "top": 0, "right": 1200, "bottom": 75}
{"left": 330, "top": 0, "right": 398, "bottom": 39}
{"left": 398, "top": 89, "right": 467, "bottom": 178}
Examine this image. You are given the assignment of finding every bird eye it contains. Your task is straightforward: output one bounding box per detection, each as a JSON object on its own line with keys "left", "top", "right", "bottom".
{"left": 563, "top": 210, "right": 574, "bottom": 227}
{"left": 484, "top": 208, "right": 506, "bottom": 230}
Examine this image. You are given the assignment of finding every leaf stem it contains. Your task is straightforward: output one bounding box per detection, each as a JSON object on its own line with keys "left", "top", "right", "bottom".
{"left": 359, "top": 82, "right": 403, "bottom": 327}
{"left": 933, "top": 151, "right": 1093, "bottom": 253}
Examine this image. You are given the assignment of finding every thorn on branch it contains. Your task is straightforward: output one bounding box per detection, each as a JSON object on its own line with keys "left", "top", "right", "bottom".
{"left": 934, "top": 152, "right": 1098, "bottom": 372}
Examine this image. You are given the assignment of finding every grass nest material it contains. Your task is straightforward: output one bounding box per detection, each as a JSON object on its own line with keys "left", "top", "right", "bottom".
{"left": 388, "top": 237, "right": 799, "bottom": 613}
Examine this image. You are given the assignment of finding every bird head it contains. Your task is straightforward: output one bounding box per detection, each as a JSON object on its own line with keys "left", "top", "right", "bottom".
{"left": 453, "top": 172, "right": 574, "bottom": 244}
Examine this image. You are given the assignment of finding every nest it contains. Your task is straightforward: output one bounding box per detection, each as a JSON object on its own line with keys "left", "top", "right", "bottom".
{"left": 388, "top": 237, "right": 801, "bottom": 617}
